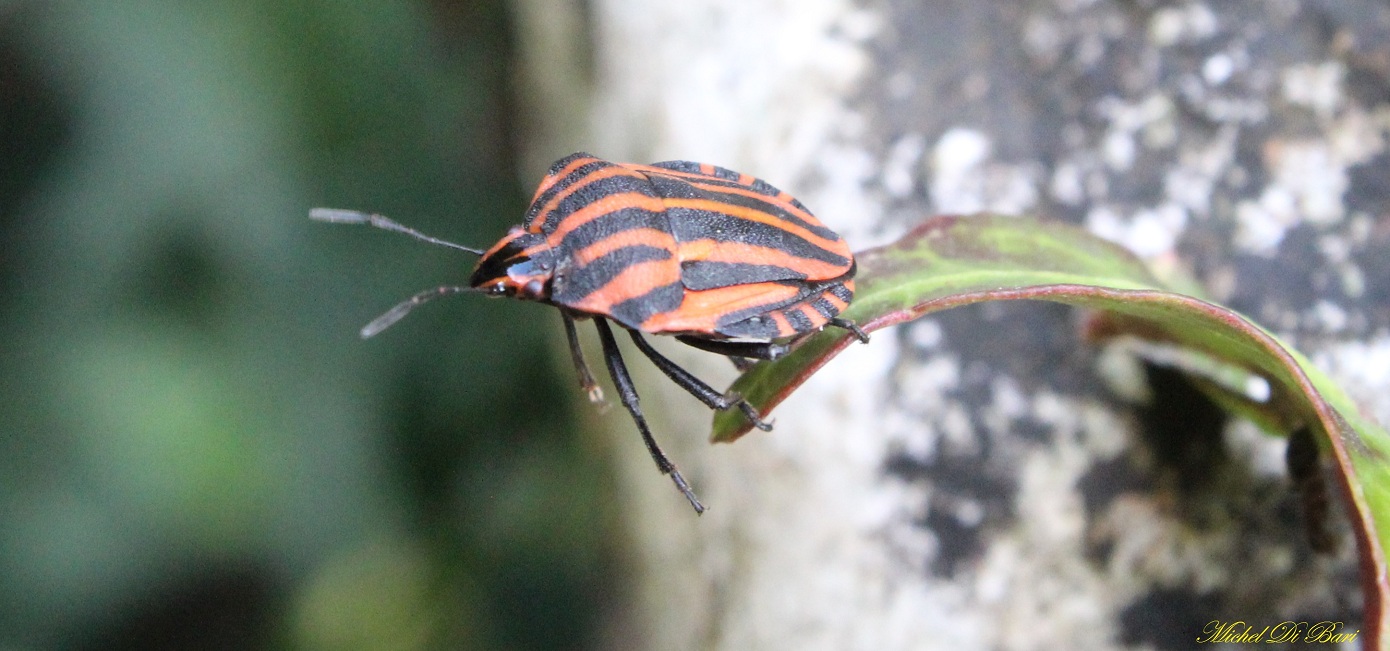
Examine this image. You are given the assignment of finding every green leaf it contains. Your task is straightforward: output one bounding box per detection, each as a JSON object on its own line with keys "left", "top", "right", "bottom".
{"left": 713, "top": 214, "right": 1390, "bottom": 643}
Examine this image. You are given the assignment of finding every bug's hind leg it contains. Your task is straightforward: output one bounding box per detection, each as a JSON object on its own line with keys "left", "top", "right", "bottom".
{"left": 594, "top": 319, "right": 706, "bottom": 514}
{"left": 829, "top": 317, "right": 870, "bottom": 343}
{"left": 675, "top": 335, "right": 789, "bottom": 361}
{"left": 630, "top": 331, "right": 773, "bottom": 431}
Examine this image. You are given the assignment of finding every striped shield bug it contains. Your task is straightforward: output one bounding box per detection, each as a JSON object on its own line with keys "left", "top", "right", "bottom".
{"left": 312, "top": 152, "right": 867, "bottom": 513}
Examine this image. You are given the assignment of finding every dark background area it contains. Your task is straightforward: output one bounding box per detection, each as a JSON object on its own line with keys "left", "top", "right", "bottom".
{"left": 0, "top": 2, "right": 617, "bottom": 649}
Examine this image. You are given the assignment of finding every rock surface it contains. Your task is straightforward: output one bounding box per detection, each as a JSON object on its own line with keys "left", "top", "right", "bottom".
{"left": 515, "top": 1, "right": 1389, "bottom": 648}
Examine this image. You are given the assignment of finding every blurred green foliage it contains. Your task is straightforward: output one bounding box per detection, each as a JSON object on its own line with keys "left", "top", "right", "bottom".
{"left": 0, "top": 2, "right": 615, "bottom": 649}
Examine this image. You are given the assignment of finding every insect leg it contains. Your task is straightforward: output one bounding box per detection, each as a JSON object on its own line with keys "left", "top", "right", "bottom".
{"left": 828, "top": 317, "right": 870, "bottom": 343}
{"left": 628, "top": 330, "right": 773, "bottom": 431}
{"left": 561, "top": 314, "right": 605, "bottom": 404}
{"left": 675, "top": 335, "right": 789, "bottom": 360}
{"left": 1286, "top": 425, "right": 1336, "bottom": 553}
{"left": 594, "top": 318, "right": 706, "bottom": 514}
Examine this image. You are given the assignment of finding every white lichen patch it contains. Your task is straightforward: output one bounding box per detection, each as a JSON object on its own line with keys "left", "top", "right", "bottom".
{"left": 1091, "top": 495, "right": 1235, "bottom": 592}
{"left": 1147, "top": 3, "right": 1218, "bottom": 47}
{"left": 933, "top": 128, "right": 990, "bottom": 184}
{"left": 1164, "top": 125, "right": 1239, "bottom": 219}
{"left": 970, "top": 539, "right": 1117, "bottom": 651}
{"left": 1239, "top": 151, "right": 1349, "bottom": 255}
{"left": 1311, "top": 334, "right": 1390, "bottom": 426}
{"left": 1223, "top": 420, "right": 1289, "bottom": 479}
{"left": 883, "top": 352, "right": 962, "bottom": 459}
{"left": 908, "top": 318, "right": 945, "bottom": 350}
{"left": 1086, "top": 202, "right": 1189, "bottom": 258}
{"left": 810, "top": 142, "right": 900, "bottom": 248}
{"left": 1094, "top": 343, "right": 1153, "bottom": 404}
{"left": 1265, "top": 140, "right": 1350, "bottom": 225}
{"left": 1307, "top": 299, "right": 1350, "bottom": 333}
{"left": 928, "top": 128, "right": 1040, "bottom": 215}
{"left": 1097, "top": 94, "right": 1178, "bottom": 168}
{"left": 1329, "top": 107, "right": 1390, "bottom": 171}
{"left": 990, "top": 375, "right": 1030, "bottom": 422}
{"left": 881, "top": 133, "right": 927, "bottom": 198}
{"left": 1202, "top": 52, "right": 1236, "bottom": 86}
{"left": 1232, "top": 78, "right": 1389, "bottom": 255}
{"left": 1049, "top": 161, "right": 1087, "bottom": 206}
{"left": 1281, "top": 61, "right": 1345, "bottom": 120}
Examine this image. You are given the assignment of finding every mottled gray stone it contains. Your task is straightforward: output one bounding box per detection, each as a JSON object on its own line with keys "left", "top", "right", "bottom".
{"left": 516, "top": 1, "right": 1387, "bottom": 648}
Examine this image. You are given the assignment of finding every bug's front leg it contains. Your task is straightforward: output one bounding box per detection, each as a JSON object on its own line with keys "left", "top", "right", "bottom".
{"left": 829, "top": 317, "right": 870, "bottom": 343}
{"left": 561, "top": 313, "right": 605, "bottom": 405}
{"left": 593, "top": 319, "right": 706, "bottom": 514}
{"left": 629, "top": 331, "right": 773, "bottom": 432}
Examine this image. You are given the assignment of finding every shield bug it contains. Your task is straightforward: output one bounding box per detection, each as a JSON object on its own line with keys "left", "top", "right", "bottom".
{"left": 312, "top": 152, "right": 867, "bottom": 513}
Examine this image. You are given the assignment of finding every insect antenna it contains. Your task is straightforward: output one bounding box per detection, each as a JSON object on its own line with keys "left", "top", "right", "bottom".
{"left": 310, "top": 208, "right": 485, "bottom": 255}
{"left": 360, "top": 285, "right": 480, "bottom": 339}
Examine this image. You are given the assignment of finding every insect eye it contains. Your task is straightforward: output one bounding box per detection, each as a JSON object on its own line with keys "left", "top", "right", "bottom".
{"left": 490, "top": 282, "right": 507, "bottom": 296}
